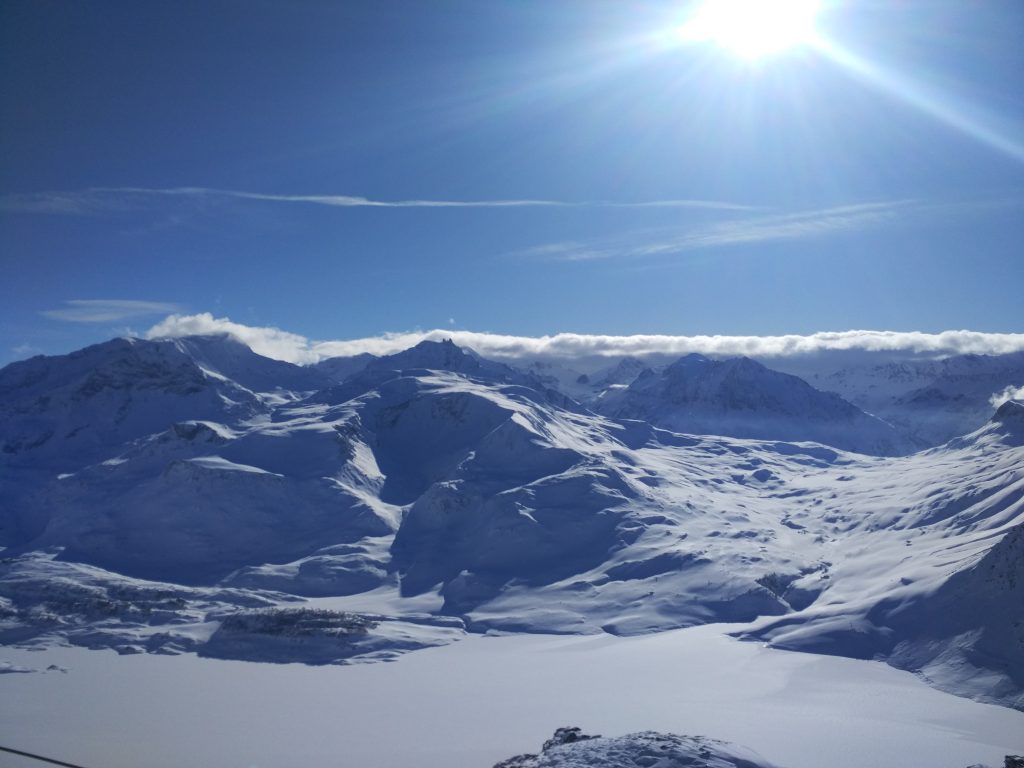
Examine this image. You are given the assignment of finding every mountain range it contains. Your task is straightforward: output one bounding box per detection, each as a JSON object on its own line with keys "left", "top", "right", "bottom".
{"left": 1, "top": 333, "right": 1022, "bottom": 710}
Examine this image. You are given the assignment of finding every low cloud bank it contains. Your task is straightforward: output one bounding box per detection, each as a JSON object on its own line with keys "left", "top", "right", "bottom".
{"left": 147, "top": 314, "right": 319, "bottom": 364}
{"left": 145, "top": 313, "right": 1024, "bottom": 367}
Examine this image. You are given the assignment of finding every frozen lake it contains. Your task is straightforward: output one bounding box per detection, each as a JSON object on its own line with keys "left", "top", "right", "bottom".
{"left": 2, "top": 624, "right": 1022, "bottom": 768}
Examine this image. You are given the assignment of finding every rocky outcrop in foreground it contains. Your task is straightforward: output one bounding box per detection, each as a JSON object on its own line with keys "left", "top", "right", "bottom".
{"left": 492, "top": 727, "right": 777, "bottom": 768}
{"left": 493, "top": 728, "right": 1024, "bottom": 768}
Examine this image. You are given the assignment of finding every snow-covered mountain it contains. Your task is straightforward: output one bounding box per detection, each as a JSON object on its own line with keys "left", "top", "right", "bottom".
{"left": 586, "top": 356, "right": 648, "bottom": 391}
{"left": 593, "top": 353, "right": 910, "bottom": 456}
{"left": 515, "top": 359, "right": 593, "bottom": 400}
{"left": 316, "top": 338, "right": 537, "bottom": 386}
{"left": 1, "top": 334, "right": 1022, "bottom": 710}
{"left": 782, "top": 351, "right": 1024, "bottom": 449}
{"left": 313, "top": 352, "right": 378, "bottom": 383}
{"left": 0, "top": 335, "right": 309, "bottom": 472}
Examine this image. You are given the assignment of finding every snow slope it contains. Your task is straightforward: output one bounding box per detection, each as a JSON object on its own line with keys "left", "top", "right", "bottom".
{"left": 739, "top": 400, "right": 1024, "bottom": 708}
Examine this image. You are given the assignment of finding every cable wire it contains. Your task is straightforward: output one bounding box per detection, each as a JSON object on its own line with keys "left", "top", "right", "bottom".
{"left": 0, "top": 745, "right": 93, "bottom": 768}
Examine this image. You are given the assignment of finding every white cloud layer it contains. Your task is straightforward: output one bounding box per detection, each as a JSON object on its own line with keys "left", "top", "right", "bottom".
{"left": 146, "top": 313, "right": 319, "bottom": 364}
{"left": 989, "top": 384, "right": 1024, "bottom": 409}
{"left": 145, "top": 313, "right": 1024, "bottom": 367}
{"left": 43, "top": 300, "right": 183, "bottom": 323}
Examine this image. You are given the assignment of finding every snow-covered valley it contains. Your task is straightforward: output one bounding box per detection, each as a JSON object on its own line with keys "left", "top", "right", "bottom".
{"left": 1, "top": 333, "right": 1023, "bottom": 766}
{"left": 2, "top": 625, "right": 1023, "bottom": 768}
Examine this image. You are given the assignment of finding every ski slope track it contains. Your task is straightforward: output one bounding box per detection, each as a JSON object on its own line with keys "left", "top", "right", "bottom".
{"left": 1, "top": 334, "right": 1022, "bottom": 714}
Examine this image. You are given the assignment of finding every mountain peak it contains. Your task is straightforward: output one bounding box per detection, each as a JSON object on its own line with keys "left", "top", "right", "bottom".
{"left": 661, "top": 353, "right": 711, "bottom": 378}
{"left": 678, "top": 352, "right": 711, "bottom": 364}
{"left": 664, "top": 354, "right": 773, "bottom": 382}
{"left": 169, "top": 331, "right": 249, "bottom": 349}
{"left": 589, "top": 356, "right": 649, "bottom": 389}
{"left": 369, "top": 339, "right": 481, "bottom": 374}
{"left": 166, "top": 334, "right": 329, "bottom": 392}
{"left": 726, "top": 355, "right": 764, "bottom": 370}
{"left": 993, "top": 398, "right": 1024, "bottom": 423}
{"left": 992, "top": 399, "right": 1024, "bottom": 445}
{"left": 413, "top": 337, "right": 463, "bottom": 354}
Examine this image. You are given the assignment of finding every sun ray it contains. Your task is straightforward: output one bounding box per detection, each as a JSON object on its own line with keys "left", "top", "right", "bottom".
{"left": 810, "top": 36, "right": 1024, "bottom": 164}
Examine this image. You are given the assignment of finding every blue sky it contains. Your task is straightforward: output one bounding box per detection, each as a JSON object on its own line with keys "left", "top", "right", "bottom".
{"left": 1, "top": 0, "right": 1022, "bottom": 364}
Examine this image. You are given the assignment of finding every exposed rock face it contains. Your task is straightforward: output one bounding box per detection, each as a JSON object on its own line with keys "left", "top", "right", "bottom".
{"left": 492, "top": 727, "right": 778, "bottom": 768}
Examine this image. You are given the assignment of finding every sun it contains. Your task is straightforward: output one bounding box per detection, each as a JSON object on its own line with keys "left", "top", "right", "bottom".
{"left": 677, "top": 0, "right": 822, "bottom": 60}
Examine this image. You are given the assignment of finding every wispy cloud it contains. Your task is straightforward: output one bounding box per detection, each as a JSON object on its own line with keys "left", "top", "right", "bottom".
{"left": 0, "top": 186, "right": 755, "bottom": 214}
{"left": 11, "top": 343, "right": 42, "bottom": 360}
{"left": 145, "top": 312, "right": 1024, "bottom": 366}
{"left": 990, "top": 384, "right": 1024, "bottom": 409}
{"left": 514, "top": 201, "right": 919, "bottom": 262}
{"left": 42, "top": 299, "right": 183, "bottom": 324}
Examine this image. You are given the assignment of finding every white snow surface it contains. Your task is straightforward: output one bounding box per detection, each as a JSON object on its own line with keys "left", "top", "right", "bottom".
{"left": 1, "top": 625, "right": 1022, "bottom": 768}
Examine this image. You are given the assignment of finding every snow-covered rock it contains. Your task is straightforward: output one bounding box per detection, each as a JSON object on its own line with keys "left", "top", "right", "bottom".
{"left": 493, "top": 728, "right": 778, "bottom": 768}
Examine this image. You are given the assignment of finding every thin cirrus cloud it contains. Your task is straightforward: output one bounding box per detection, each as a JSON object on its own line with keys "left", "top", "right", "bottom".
{"left": 6, "top": 188, "right": 1013, "bottom": 261}
{"left": 42, "top": 299, "right": 184, "bottom": 324}
{"left": 146, "top": 312, "right": 1024, "bottom": 366}
{"left": 0, "top": 186, "right": 756, "bottom": 214}
{"left": 517, "top": 197, "right": 1024, "bottom": 262}
{"left": 513, "top": 201, "right": 921, "bottom": 262}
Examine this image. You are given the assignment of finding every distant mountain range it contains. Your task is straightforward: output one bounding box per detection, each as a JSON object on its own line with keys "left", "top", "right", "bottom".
{"left": 1, "top": 333, "right": 1022, "bottom": 709}
{"left": 794, "top": 351, "right": 1024, "bottom": 448}
{"left": 591, "top": 353, "right": 911, "bottom": 455}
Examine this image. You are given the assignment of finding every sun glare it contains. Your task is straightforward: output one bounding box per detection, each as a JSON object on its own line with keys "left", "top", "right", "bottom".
{"left": 678, "top": 0, "right": 821, "bottom": 60}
